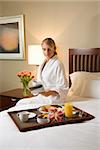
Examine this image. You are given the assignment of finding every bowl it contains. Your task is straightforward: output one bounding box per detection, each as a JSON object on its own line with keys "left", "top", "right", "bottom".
{"left": 37, "top": 114, "right": 50, "bottom": 124}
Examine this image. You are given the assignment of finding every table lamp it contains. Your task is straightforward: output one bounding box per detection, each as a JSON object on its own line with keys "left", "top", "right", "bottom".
{"left": 28, "top": 45, "right": 45, "bottom": 92}
{"left": 28, "top": 45, "right": 45, "bottom": 65}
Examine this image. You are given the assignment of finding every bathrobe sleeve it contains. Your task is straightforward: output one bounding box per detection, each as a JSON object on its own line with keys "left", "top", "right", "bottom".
{"left": 49, "top": 61, "right": 69, "bottom": 100}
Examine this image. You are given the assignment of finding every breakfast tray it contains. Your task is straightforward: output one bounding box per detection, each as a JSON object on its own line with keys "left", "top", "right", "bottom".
{"left": 8, "top": 106, "right": 95, "bottom": 132}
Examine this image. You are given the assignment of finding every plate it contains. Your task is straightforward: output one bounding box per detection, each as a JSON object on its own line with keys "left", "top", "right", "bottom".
{"left": 28, "top": 112, "right": 36, "bottom": 119}
{"left": 39, "top": 105, "right": 62, "bottom": 114}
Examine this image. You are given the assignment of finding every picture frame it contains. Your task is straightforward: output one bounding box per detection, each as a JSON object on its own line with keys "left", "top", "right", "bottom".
{"left": 0, "top": 15, "right": 25, "bottom": 60}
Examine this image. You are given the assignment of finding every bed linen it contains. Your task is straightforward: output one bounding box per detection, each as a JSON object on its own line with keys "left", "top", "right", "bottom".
{"left": 16, "top": 93, "right": 95, "bottom": 107}
{"left": 0, "top": 100, "right": 100, "bottom": 150}
{"left": 69, "top": 72, "right": 100, "bottom": 99}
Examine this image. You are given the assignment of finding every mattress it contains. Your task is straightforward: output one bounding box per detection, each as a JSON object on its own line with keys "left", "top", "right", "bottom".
{"left": 0, "top": 99, "right": 100, "bottom": 150}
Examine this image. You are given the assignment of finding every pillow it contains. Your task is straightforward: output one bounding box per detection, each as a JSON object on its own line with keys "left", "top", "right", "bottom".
{"left": 80, "top": 79, "right": 100, "bottom": 99}
{"left": 69, "top": 71, "right": 100, "bottom": 96}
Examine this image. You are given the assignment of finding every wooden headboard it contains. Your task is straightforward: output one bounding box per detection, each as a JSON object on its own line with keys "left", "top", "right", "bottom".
{"left": 69, "top": 48, "right": 100, "bottom": 74}
{"left": 69, "top": 48, "right": 100, "bottom": 86}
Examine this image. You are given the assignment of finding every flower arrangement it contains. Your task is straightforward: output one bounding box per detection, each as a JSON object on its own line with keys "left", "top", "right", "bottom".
{"left": 17, "top": 71, "right": 34, "bottom": 97}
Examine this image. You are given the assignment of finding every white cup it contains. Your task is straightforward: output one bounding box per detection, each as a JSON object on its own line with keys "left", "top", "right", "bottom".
{"left": 17, "top": 111, "right": 29, "bottom": 122}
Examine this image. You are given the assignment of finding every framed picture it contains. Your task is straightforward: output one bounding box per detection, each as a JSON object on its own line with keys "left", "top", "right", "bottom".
{"left": 0, "top": 15, "right": 25, "bottom": 60}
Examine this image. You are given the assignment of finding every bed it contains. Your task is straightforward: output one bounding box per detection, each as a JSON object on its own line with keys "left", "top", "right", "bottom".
{"left": 67, "top": 48, "right": 100, "bottom": 102}
{"left": 69, "top": 48, "right": 100, "bottom": 74}
{"left": 0, "top": 48, "right": 100, "bottom": 150}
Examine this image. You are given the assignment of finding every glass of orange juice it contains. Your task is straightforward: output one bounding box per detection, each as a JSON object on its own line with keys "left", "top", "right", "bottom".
{"left": 64, "top": 103, "right": 73, "bottom": 117}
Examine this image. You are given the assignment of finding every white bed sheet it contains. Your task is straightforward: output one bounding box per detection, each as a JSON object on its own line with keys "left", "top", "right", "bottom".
{"left": 66, "top": 95, "right": 97, "bottom": 102}
{"left": 0, "top": 100, "right": 100, "bottom": 150}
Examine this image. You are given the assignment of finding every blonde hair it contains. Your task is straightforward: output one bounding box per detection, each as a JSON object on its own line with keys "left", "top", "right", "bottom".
{"left": 41, "top": 38, "right": 57, "bottom": 55}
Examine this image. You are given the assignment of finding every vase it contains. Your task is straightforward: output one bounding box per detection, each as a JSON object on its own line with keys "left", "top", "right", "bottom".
{"left": 22, "top": 82, "right": 30, "bottom": 97}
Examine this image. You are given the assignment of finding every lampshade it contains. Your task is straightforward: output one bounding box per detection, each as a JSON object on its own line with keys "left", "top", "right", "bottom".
{"left": 28, "top": 45, "right": 45, "bottom": 65}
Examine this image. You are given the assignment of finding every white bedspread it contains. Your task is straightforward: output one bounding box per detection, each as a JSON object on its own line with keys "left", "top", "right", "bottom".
{"left": 0, "top": 100, "right": 100, "bottom": 150}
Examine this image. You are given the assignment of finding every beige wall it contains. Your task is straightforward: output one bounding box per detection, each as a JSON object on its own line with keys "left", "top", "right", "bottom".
{"left": 0, "top": 1, "right": 100, "bottom": 92}
{"left": 0, "top": 2, "right": 2, "bottom": 91}
{"left": 97, "top": 2, "right": 100, "bottom": 46}
{"left": 0, "top": 3, "right": 2, "bottom": 14}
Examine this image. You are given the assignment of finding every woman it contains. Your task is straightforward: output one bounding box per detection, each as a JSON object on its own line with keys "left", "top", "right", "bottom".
{"left": 37, "top": 38, "right": 68, "bottom": 99}
{"left": 17, "top": 38, "right": 68, "bottom": 106}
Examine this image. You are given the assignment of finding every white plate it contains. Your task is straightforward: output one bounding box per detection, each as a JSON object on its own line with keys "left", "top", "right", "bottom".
{"left": 39, "top": 105, "right": 62, "bottom": 114}
{"left": 38, "top": 106, "right": 50, "bottom": 114}
{"left": 28, "top": 112, "right": 36, "bottom": 119}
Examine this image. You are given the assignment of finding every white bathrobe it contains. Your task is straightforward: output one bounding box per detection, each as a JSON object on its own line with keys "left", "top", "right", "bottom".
{"left": 17, "top": 55, "right": 68, "bottom": 106}
{"left": 37, "top": 55, "right": 68, "bottom": 101}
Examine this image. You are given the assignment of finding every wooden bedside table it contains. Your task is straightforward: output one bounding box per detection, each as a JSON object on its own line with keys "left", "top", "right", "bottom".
{"left": 0, "top": 88, "right": 32, "bottom": 111}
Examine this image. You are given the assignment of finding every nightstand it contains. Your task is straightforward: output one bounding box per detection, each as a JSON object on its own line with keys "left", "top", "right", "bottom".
{"left": 0, "top": 88, "right": 32, "bottom": 111}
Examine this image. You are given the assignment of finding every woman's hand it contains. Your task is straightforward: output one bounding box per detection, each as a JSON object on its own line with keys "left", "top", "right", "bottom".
{"left": 40, "top": 90, "right": 58, "bottom": 97}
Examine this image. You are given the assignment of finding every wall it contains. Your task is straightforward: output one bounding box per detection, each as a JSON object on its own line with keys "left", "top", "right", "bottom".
{"left": 0, "top": 1, "right": 99, "bottom": 92}
{"left": 0, "top": 3, "right": 2, "bottom": 14}
{"left": 0, "top": 2, "right": 2, "bottom": 91}
{"left": 97, "top": 2, "right": 100, "bottom": 46}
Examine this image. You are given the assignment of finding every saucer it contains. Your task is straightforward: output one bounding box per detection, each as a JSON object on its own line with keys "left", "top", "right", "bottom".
{"left": 28, "top": 112, "right": 36, "bottom": 119}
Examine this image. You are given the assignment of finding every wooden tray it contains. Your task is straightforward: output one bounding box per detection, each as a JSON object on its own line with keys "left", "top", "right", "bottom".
{"left": 8, "top": 106, "right": 95, "bottom": 132}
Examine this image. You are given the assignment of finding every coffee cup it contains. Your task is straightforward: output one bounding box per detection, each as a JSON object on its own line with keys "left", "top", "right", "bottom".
{"left": 17, "top": 111, "right": 29, "bottom": 122}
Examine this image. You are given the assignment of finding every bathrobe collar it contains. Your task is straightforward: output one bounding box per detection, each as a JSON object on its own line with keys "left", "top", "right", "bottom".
{"left": 41, "top": 54, "right": 58, "bottom": 71}
{"left": 39, "top": 55, "right": 58, "bottom": 81}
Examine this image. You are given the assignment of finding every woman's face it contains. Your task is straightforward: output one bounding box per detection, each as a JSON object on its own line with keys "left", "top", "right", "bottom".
{"left": 42, "top": 42, "right": 55, "bottom": 61}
